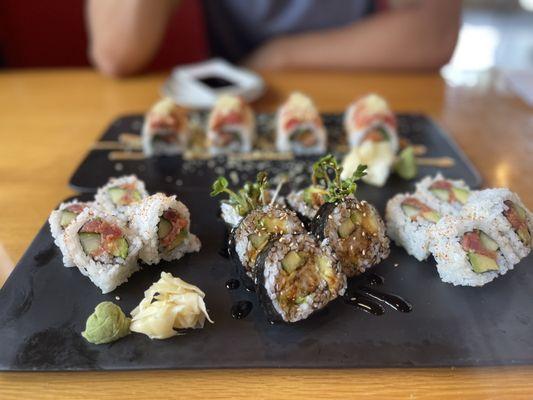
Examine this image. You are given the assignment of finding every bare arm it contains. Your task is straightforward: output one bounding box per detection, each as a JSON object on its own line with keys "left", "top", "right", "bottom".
{"left": 245, "top": 0, "right": 462, "bottom": 71}
{"left": 86, "top": 0, "right": 179, "bottom": 77}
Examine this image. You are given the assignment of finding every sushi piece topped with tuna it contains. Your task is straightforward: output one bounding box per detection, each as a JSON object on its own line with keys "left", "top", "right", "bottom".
{"left": 310, "top": 155, "right": 390, "bottom": 277}
{"left": 142, "top": 97, "right": 190, "bottom": 157}
{"left": 415, "top": 173, "right": 471, "bottom": 214}
{"left": 206, "top": 94, "right": 255, "bottom": 155}
{"left": 276, "top": 92, "right": 326, "bottom": 155}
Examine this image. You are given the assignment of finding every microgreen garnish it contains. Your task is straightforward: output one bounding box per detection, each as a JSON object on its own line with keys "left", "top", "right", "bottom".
{"left": 211, "top": 172, "right": 269, "bottom": 217}
{"left": 311, "top": 155, "right": 366, "bottom": 203}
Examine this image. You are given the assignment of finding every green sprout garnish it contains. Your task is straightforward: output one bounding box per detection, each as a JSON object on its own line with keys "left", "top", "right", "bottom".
{"left": 311, "top": 155, "right": 367, "bottom": 203}
{"left": 211, "top": 171, "right": 269, "bottom": 217}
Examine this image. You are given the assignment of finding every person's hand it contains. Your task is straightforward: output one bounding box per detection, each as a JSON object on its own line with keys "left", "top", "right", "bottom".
{"left": 243, "top": 37, "right": 290, "bottom": 70}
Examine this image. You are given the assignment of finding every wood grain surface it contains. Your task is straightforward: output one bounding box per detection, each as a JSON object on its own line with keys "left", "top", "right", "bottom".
{"left": 0, "top": 69, "right": 532, "bottom": 399}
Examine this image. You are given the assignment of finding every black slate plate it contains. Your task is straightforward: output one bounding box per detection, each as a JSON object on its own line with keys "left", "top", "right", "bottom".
{"left": 69, "top": 113, "right": 481, "bottom": 193}
{"left": 1, "top": 189, "right": 532, "bottom": 371}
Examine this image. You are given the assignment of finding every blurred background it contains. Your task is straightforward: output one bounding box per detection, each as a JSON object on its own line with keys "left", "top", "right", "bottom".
{"left": 1, "top": 0, "right": 532, "bottom": 76}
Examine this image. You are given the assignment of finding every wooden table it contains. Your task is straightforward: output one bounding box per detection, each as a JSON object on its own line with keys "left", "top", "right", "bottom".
{"left": 0, "top": 69, "right": 532, "bottom": 399}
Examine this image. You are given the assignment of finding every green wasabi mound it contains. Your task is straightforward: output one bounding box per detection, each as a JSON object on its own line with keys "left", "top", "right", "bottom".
{"left": 82, "top": 301, "right": 131, "bottom": 345}
{"left": 394, "top": 146, "right": 418, "bottom": 180}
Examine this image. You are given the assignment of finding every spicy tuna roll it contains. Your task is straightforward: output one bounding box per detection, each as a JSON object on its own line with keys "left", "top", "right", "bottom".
{"left": 256, "top": 233, "right": 346, "bottom": 323}
{"left": 130, "top": 193, "right": 201, "bottom": 265}
{"left": 276, "top": 92, "right": 326, "bottom": 155}
{"left": 142, "top": 97, "right": 190, "bottom": 157}
{"left": 429, "top": 216, "right": 514, "bottom": 286}
{"left": 207, "top": 94, "right": 255, "bottom": 154}
{"left": 462, "top": 188, "right": 531, "bottom": 263}
{"left": 64, "top": 208, "right": 142, "bottom": 293}
{"left": 49, "top": 200, "right": 93, "bottom": 267}
{"left": 385, "top": 193, "right": 441, "bottom": 261}
{"left": 415, "top": 173, "right": 471, "bottom": 214}
{"left": 95, "top": 175, "right": 148, "bottom": 219}
{"left": 231, "top": 204, "right": 305, "bottom": 281}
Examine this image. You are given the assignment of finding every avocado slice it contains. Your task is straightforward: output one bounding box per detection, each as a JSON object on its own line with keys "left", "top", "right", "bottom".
{"left": 166, "top": 229, "right": 188, "bottom": 251}
{"left": 79, "top": 232, "right": 101, "bottom": 256}
{"left": 479, "top": 231, "right": 499, "bottom": 252}
{"left": 430, "top": 188, "right": 450, "bottom": 202}
{"left": 338, "top": 218, "right": 356, "bottom": 238}
{"left": 468, "top": 252, "right": 499, "bottom": 273}
{"left": 452, "top": 187, "right": 470, "bottom": 204}
{"left": 421, "top": 210, "right": 441, "bottom": 223}
{"left": 249, "top": 233, "right": 269, "bottom": 249}
{"left": 158, "top": 218, "right": 172, "bottom": 239}
{"left": 60, "top": 210, "right": 77, "bottom": 228}
{"left": 513, "top": 203, "right": 527, "bottom": 220}
{"left": 401, "top": 204, "right": 419, "bottom": 218}
{"left": 112, "top": 237, "right": 129, "bottom": 259}
{"left": 517, "top": 227, "right": 531, "bottom": 245}
{"left": 295, "top": 295, "right": 308, "bottom": 305}
{"left": 362, "top": 213, "right": 379, "bottom": 234}
{"left": 281, "top": 251, "right": 305, "bottom": 273}
{"left": 350, "top": 211, "right": 362, "bottom": 225}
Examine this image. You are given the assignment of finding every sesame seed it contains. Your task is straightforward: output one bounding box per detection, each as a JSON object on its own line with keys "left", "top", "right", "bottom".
{"left": 362, "top": 249, "right": 366, "bottom": 256}
{"left": 394, "top": 263, "right": 399, "bottom": 267}
{"left": 115, "top": 296, "right": 121, "bottom": 301}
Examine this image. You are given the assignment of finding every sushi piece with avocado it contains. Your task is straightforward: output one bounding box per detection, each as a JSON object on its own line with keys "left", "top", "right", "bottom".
{"left": 256, "top": 233, "right": 346, "bottom": 323}
{"left": 386, "top": 193, "right": 441, "bottom": 261}
{"left": 49, "top": 200, "right": 94, "bottom": 267}
{"left": 95, "top": 175, "right": 148, "bottom": 220}
{"left": 130, "top": 193, "right": 201, "bottom": 265}
{"left": 64, "top": 208, "right": 142, "bottom": 293}
{"left": 309, "top": 155, "right": 390, "bottom": 277}
{"left": 415, "top": 173, "right": 472, "bottom": 215}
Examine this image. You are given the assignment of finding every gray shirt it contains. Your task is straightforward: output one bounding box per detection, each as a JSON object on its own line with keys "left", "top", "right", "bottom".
{"left": 202, "top": 0, "right": 375, "bottom": 62}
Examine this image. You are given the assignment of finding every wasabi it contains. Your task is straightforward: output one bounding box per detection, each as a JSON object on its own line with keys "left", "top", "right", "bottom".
{"left": 394, "top": 146, "right": 418, "bottom": 180}
{"left": 82, "top": 301, "right": 131, "bottom": 345}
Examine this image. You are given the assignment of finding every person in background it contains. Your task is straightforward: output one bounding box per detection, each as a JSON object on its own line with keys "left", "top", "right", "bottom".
{"left": 87, "top": 0, "right": 462, "bottom": 77}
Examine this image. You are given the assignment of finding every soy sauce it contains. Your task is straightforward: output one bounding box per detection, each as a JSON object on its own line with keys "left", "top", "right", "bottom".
{"left": 358, "top": 287, "right": 412, "bottom": 313}
{"left": 231, "top": 301, "right": 253, "bottom": 319}
{"left": 344, "top": 291, "right": 385, "bottom": 316}
{"left": 198, "top": 76, "right": 236, "bottom": 89}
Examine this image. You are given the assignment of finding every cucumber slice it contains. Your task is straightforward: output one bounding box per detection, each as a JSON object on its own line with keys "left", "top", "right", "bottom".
{"left": 430, "top": 188, "right": 450, "bottom": 202}
{"left": 479, "top": 231, "right": 499, "bottom": 252}
{"left": 112, "top": 237, "right": 129, "bottom": 259}
{"left": 401, "top": 204, "right": 419, "bottom": 218}
{"left": 108, "top": 187, "right": 126, "bottom": 205}
{"left": 281, "top": 251, "right": 304, "bottom": 273}
{"left": 517, "top": 227, "right": 531, "bottom": 245}
{"left": 452, "top": 187, "right": 470, "bottom": 204}
{"left": 79, "top": 232, "right": 101, "bottom": 256}
{"left": 60, "top": 210, "right": 77, "bottom": 228}
{"left": 467, "top": 252, "right": 499, "bottom": 273}
{"left": 260, "top": 217, "right": 287, "bottom": 234}
{"left": 158, "top": 218, "right": 172, "bottom": 239}
{"left": 295, "top": 295, "right": 308, "bottom": 305}
{"left": 249, "top": 233, "right": 268, "bottom": 249}
{"left": 167, "top": 229, "right": 188, "bottom": 251}
{"left": 362, "top": 213, "right": 379, "bottom": 234}
{"left": 350, "top": 211, "right": 362, "bottom": 225}
{"left": 338, "top": 219, "right": 355, "bottom": 238}
{"left": 513, "top": 202, "right": 527, "bottom": 220}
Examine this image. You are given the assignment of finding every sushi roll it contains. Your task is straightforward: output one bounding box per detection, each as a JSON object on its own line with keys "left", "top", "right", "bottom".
{"left": 95, "top": 175, "right": 148, "bottom": 219}
{"left": 415, "top": 173, "right": 471, "bottom": 214}
{"left": 344, "top": 93, "right": 398, "bottom": 152}
{"left": 309, "top": 155, "right": 389, "bottom": 277}
{"left": 256, "top": 233, "right": 346, "bottom": 323}
{"left": 142, "top": 97, "right": 190, "bottom": 157}
{"left": 231, "top": 204, "right": 306, "bottom": 281}
{"left": 64, "top": 208, "right": 142, "bottom": 293}
{"left": 462, "top": 188, "right": 531, "bottom": 264}
{"left": 206, "top": 94, "right": 255, "bottom": 154}
{"left": 285, "top": 185, "right": 327, "bottom": 225}
{"left": 211, "top": 172, "right": 276, "bottom": 227}
{"left": 276, "top": 92, "right": 326, "bottom": 155}
{"left": 49, "top": 200, "right": 93, "bottom": 267}
{"left": 313, "top": 198, "right": 390, "bottom": 277}
{"left": 130, "top": 193, "right": 201, "bottom": 265}
{"left": 429, "top": 216, "right": 515, "bottom": 287}
{"left": 385, "top": 193, "right": 441, "bottom": 261}
{"left": 342, "top": 94, "right": 399, "bottom": 187}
